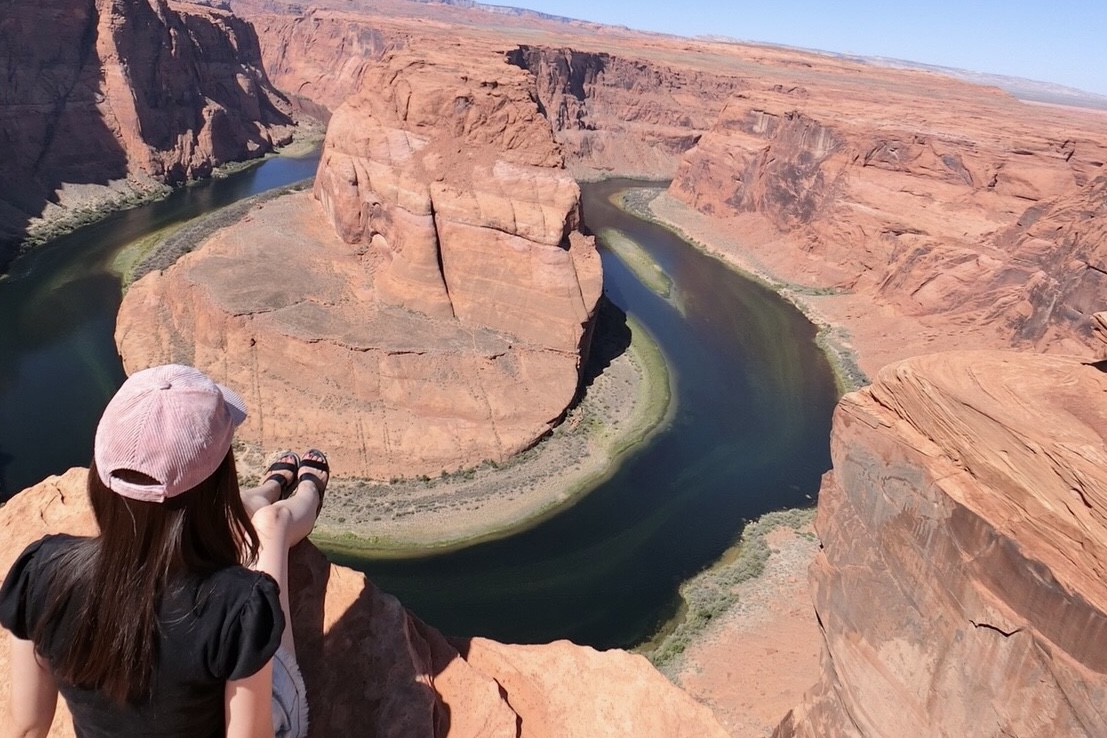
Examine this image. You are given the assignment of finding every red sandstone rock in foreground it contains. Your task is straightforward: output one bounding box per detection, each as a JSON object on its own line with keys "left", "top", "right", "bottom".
{"left": 0, "top": 472, "right": 727, "bottom": 738}
{"left": 775, "top": 351, "right": 1107, "bottom": 737}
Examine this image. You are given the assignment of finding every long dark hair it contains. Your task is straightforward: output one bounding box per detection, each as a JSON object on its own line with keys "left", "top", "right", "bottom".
{"left": 32, "top": 450, "right": 260, "bottom": 704}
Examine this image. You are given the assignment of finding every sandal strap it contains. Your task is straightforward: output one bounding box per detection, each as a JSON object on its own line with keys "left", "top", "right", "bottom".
{"left": 264, "top": 453, "right": 300, "bottom": 497}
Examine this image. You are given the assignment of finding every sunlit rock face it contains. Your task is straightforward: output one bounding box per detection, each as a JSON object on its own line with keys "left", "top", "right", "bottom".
{"left": 116, "top": 48, "right": 601, "bottom": 481}
{"left": 0, "top": 0, "right": 294, "bottom": 268}
{"left": 774, "top": 350, "right": 1107, "bottom": 738}
{"left": 670, "top": 80, "right": 1107, "bottom": 356}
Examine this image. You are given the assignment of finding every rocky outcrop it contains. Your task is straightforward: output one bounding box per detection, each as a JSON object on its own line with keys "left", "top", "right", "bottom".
{"left": 312, "top": 51, "right": 598, "bottom": 350}
{"left": 775, "top": 351, "right": 1106, "bottom": 737}
{"left": 670, "top": 82, "right": 1107, "bottom": 355}
{"left": 0, "top": 470, "right": 728, "bottom": 738}
{"left": 116, "top": 50, "right": 601, "bottom": 481}
{"left": 0, "top": 0, "right": 294, "bottom": 269}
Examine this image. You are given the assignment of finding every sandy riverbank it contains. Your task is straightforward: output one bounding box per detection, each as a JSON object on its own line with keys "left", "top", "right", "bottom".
{"left": 294, "top": 303, "right": 673, "bottom": 554}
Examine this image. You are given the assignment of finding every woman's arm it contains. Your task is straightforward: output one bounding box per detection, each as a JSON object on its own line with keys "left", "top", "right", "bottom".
{"left": 224, "top": 659, "right": 274, "bottom": 738}
{"left": 4, "top": 634, "right": 57, "bottom": 738}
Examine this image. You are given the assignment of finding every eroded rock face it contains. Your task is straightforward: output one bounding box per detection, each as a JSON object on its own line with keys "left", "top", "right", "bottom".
{"left": 671, "top": 83, "right": 1107, "bottom": 354}
{"left": 313, "top": 51, "right": 598, "bottom": 351}
{"left": 505, "top": 46, "right": 745, "bottom": 177}
{"left": 244, "top": 8, "right": 409, "bottom": 117}
{"left": 0, "top": 472, "right": 728, "bottom": 738}
{"left": 116, "top": 49, "right": 601, "bottom": 481}
{"left": 775, "top": 351, "right": 1107, "bottom": 737}
{"left": 0, "top": 0, "right": 294, "bottom": 268}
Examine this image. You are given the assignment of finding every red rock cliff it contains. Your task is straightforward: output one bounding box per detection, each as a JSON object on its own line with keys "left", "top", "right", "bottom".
{"left": 670, "top": 81, "right": 1107, "bottom": 355}
{"left": 0, "top": 471, "right": 728, "bottom": 738}
{"left": 775, "top": 351, "right": 1106, "bottom": 737}
{"left": 0, "top": 0, "right": 294, "bottom": 268}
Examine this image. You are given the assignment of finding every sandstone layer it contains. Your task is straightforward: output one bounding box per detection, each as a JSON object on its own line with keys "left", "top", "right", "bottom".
{"left": 0, "top": 0, "right": 294, "bottom": 269}
{"left": 775, "top": 351, "right": 1106, "bottom": 737}
{"left": 116, "top": 50, "right": 602, "bottom": 481}
{"left": 231, "top": 2, "right": 749, "bottom": 177}
{"left": 0, "top": 470, "right": 727, "bottom": 737}
{"left": 670, "top": 79, "right": 1106, "bottom": 356}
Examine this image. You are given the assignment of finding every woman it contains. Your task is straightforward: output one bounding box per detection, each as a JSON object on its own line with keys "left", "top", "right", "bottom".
{"left": 0, "top": 364, "right": 329, "bottom": 738}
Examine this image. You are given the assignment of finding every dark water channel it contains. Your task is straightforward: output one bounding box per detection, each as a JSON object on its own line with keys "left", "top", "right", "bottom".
{"left": 0, "top": 152, "right": 320, "bottom": 500}
{"left": 0, "top": 164, "right": 838, "bottom": 650}
{"left": 334, "top": 179, "right": 839, "bottom": 648}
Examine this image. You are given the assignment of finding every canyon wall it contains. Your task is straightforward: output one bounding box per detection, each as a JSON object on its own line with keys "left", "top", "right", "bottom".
{"left": 244, "top": 9, "right": 409, "bottom": 116}
{"left": 504, "top": 45, "right": 746, "bottom": 177}
{"left": 236, "top": 1, "right": 1106, "bottom": 358}
{"left": 774, "top": 350, "right": 1106, "bottom": 737}
{"left": 115, "top": 49, "right": 602, "bottom": 481}
{"left": 670, "top": 82, "right": 1107, "bottom": 355}
{"left": 0, "top": 0, "right": 294, "bottom": 269}
{"left": 0, "top": 470, "right": 729, "bottom": 738}
{"left": 228, "top": 7, "right": 749, "bottom": 177}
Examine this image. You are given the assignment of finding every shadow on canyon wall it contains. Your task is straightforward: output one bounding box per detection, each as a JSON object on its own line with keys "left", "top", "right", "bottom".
{"left": 290, "top": 543, "right": 457, "bottom": 735}
{"left": 576, "top": 296, "right": 634, "bottom": 401}
{"left": 0, "top": 0, "right": 129, "bottom": 271}
{"left": 0, "top": 0, "right": 295, "bottom": 273}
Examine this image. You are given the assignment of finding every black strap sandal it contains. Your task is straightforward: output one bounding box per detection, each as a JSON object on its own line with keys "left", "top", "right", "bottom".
{"left": 297, "top": 449, "right": 329, "bottom": 516}
{"left": 264, "top": 451, "right": 300, "bottom": 499}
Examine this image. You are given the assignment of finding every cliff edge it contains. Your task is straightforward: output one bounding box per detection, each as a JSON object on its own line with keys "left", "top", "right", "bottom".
{"left": 775, "top": 350, "right": 1106, "bottom": 737}
{"left": 0, "top": 470, "right": 727, "bottom": 737}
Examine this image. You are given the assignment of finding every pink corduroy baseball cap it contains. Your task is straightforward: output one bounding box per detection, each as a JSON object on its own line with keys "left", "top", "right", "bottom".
{"left": 94, "top": 364, "right": 247, "bottom": 503}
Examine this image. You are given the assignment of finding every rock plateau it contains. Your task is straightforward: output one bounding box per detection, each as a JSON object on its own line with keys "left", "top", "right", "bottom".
{"left": 0, "top": 470, "right": 728, "bottom": 738}
{"left": 116, "top": 49, "right": 602, "bottom": 480}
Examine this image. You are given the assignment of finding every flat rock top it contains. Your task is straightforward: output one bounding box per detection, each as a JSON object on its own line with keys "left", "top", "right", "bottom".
{"left": 185, "top": 191, "right": 510, "bottom": 355}
{"left": 855, "top": 350, "right": 1106, "bottom": 607}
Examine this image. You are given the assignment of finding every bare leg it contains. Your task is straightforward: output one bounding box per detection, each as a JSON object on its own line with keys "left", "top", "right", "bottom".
{"left": 248, "top": 452, "right": 327, "bottom": 653}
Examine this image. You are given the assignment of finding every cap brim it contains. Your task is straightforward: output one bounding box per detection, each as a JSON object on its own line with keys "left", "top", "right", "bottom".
{"left": 217, "top": 383, "right": 248, "bottom": 427}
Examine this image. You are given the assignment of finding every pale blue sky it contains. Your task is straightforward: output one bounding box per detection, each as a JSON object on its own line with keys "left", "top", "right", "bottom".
{"left": 488, "top": 0, "right": 1106, "bottom": 94}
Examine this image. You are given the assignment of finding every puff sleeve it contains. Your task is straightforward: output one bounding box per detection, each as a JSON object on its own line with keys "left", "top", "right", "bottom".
{"left": 0, "top": 537, "right": 53, "bottom": 640}
{"left": 209, "top": 571, "right": 285, "bottom": 681}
